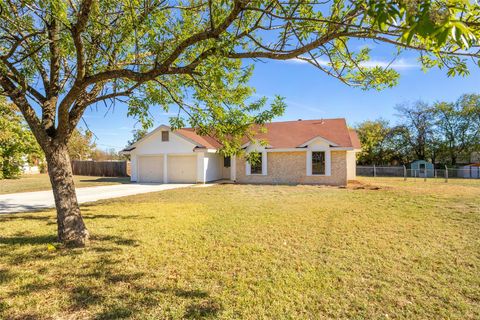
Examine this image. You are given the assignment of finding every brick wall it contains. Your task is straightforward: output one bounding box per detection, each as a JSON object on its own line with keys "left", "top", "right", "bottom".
{"left": 235, "top": 151, "right": 347, "bottom": 186}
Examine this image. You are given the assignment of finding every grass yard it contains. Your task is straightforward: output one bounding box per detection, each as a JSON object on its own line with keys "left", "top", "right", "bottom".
{"left": 0, "top": 178, "right": 479, "bottom": 319}
{"left": 0, "top": 174, "right": 130, "bottom": 194}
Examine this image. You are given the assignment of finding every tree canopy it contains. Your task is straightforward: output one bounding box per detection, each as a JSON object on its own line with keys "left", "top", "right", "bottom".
{"left": 433, "top": 94, "right": 480, "bottom": 165}
{"left": 355, "top": 119, "right": 406, "bottom": 165}
{"left": 1, "top": 0, "right": 479, "bottom": 246}
{"left": 356, "top": 94, "right": 480, "bottom": 166}
{"left": 1, "top": 0, "right": 479, "bottom": 153}
{"left": 67, "top": 128, "right": 96, "bottom": 160}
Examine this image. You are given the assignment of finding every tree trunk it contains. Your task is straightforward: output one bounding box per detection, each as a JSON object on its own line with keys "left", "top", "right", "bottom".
{"left": 451, "top": 153, "right": 457, "bottom": 166}
{"left": 45, "top": 143, "right": 89, "bottom": 246}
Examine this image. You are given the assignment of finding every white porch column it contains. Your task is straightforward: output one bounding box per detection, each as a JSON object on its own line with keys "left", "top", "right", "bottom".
{"left": 163, "top": 154, "right": 168, "bottom": 183}
{"left": 131, "top": 154, "right": 138, "bottom": 182}
{"left": 231, "top": 155, "right": 236, "bottom": 181}
{"left": 196, "top": 152, "right": 205, "bottom": 183}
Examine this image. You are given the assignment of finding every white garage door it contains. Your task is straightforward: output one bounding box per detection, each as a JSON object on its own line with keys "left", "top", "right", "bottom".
{"left": 138, "top": 156, "right": 163, "bottom": 183}
{"left": 168, "top": 155, "right": 197, "bottom": 183}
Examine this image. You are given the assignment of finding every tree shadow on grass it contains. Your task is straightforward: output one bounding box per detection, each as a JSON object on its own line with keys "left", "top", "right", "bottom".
{"left": 92, "top": 234, "right": 139, "bottom": 247}
{"left": 0, "top": 211, "right": 154, "bottom": 222}
{"left": 0, "top": 231, "right": 222, "bottom": 319}
{"left": 78, "top": 177, "right": 131, "bottom": 184}
{"left": 0, "top": 215, "right": 52, "bottom": 221}
{"left": 169, "top": 288, "right": 222, "bottom": 319}
{"left": 82, "top": 213, "right": 156, "bottom": 221}
{"left": 70, "top": 285, "right": 104, "bottom": 311}
{"left": 94, "top": 306, "right": 133, "bottom": 320}
{"left": 0, "top": 233, "right": 138, "bottom": 267}
{"left": 0, "top": 269, "right": 15, "bottom": 285}
{"left": 0, "top": 234, "right": 57, "bottom": 245}
{"left": 93, "top": 286, "right": 221, "bottom": 320}
{"left": 184, "top": 300, "right": 222, "bottom": 319}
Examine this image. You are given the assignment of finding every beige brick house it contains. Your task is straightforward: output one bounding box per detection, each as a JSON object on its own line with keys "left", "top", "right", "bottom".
{"left": 124, "top": 118, "right": 361, "bottom": 186}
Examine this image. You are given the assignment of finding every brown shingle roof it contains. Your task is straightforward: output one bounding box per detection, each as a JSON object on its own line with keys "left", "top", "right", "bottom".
{"left": 175, "top": 128, "right": 222, "bottom": 149}
{"left": 248, "top": 119, "right": 358, "bottom": 148}
{"left": 348, "top": 129, "right": 362, "bottom": 149}
{"left": 175, "top": 118, "right": 361, "bottom": 150}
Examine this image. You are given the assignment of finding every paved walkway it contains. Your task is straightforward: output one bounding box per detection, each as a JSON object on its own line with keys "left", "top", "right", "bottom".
{"left": 0, "top": 183, "right": 193, "bottom": 214}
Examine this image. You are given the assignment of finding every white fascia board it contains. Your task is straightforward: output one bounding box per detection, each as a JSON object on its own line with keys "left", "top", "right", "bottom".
{"left": 129, "top": 124, "right": 202, "bottom": 150}
{"left": 119, "top": 149, "right": 134, "bottom": 155}
{"left": 298, "top": 136, "right": 339, "bottom": 148}
{"left": 242, "top": 141, "right": 273, "bottom": 150}
{"left": 127, "top": 124, "right": 170, "bottom": 149}
{"left": 329, "top": 147, "right": 355, "bottom": 151}
{"left": 265, "top": 148, "right": 307, "bottom": 152}
{"left": 193, "top": 148, "right": 218, "bottom": 153}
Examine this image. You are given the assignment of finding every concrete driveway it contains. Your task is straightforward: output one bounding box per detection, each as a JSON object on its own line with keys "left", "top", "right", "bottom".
{"left": 0, "top": 183, "right": 192, "bottom": 214}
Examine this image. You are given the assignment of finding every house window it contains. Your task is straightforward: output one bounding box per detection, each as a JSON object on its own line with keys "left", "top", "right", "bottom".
{"left": 161, "top": 131, "right": 169, "bottom": 142}
{"left": 312, "top": 151, "right": 325, "bottom": 175}
{"left": 224, "top": 156, "right": 231, "bottom": 168}
{"left": 250, "top": 153, "right": 262, "bottom": 174}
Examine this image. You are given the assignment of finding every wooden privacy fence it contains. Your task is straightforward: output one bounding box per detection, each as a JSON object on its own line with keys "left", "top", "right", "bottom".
{"left": 71, "top": 160, "right": 129, "bottom": 177}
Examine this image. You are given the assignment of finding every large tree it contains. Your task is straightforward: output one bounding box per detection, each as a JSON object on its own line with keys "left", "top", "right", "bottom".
{"left": 395, "top": 101, "right": 437, "bottom": 161}
{"left": 433, "top": 94, "right": 480, "bottom": 165}
{"left": 1, "top": 1, "right": 479, "bottom": 246}
{"left": 356, "top": 119, "right": 415, "bottom": 165}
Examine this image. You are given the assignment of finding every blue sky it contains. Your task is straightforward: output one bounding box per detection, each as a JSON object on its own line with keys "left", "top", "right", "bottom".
{"left": 81, "top": 51, "right": 480, "bottom": 151}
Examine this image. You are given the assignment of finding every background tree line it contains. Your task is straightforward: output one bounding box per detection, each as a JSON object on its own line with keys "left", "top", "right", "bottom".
{"left": 356, "top": 94, "right": 480, "bottom": 166}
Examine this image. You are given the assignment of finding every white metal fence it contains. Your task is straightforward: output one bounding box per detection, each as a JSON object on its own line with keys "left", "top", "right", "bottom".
{"left": 357, "top": 165, "right": 480, "bottom": 181}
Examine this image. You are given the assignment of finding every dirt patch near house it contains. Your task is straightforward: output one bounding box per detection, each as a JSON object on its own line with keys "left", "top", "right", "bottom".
{"left": 347, "top": 179, "right": 384, "bottom": 190}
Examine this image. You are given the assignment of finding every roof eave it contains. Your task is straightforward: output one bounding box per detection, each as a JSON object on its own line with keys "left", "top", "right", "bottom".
{"left": 119, "top": 146, "right": 136, "bottom": 155}
{"left": 297, "top": 136, "right": 340, "bottom": 148}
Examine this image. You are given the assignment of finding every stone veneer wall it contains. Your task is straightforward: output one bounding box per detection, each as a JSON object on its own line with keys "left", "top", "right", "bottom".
{"left": 235, "top": 151, "right": 347, "bottom": 186}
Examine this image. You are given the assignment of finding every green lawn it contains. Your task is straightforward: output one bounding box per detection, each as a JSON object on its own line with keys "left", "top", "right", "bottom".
{"left": 0, "top": 178, "right": 479, "bottom": 319}
{"left": 0, "top": 174, "right": 130, "bottom": 194}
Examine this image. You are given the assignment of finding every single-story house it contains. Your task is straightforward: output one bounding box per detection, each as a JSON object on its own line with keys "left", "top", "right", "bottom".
{"left": 122, "top": 118, "right": 361, "bottom": 186}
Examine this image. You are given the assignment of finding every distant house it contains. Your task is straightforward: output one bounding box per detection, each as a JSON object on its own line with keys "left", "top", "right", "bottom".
{"left": 459, "top": 164, "right": 480, "bottom": 179}
{"left": 21, "top": 156, "right": 41, "bottom": 175}
{"left": 122, "top": 118, "right": 361, "bottom": 186}
{"left": 409, "top": 160, "right": 434, "bottom": 177}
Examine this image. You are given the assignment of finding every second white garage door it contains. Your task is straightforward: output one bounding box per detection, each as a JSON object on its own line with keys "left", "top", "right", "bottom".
{"left": 168, "top": 155, "right": 197, "bottom": 183}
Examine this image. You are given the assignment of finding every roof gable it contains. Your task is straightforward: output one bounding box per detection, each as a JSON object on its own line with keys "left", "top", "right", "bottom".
{"left": 127, "top": 125, "right": 199, "bottom": 150}
{"left": 297, "top": 136, "right": 340, "bottom": 148}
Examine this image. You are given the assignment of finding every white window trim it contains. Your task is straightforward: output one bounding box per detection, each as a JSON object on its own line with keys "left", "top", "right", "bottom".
{"left": 306, "top": 148, "right": 331, "bottom": 176}
{"left": 246, "top": 151, "right": 267, "bottom": 176}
